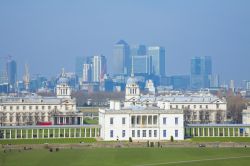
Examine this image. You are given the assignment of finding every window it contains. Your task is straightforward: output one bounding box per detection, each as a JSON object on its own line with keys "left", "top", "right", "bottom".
{"left": 182, "top": 105, "right": 184, "bottom": 109}
{"left": 36, "top": 106, "right": 38, "bottom": 110}
{"left": 154, "top": 130, "right": 157, "bottom": 137}
{"left": 206, "top": 105, "right": 208, "bottom": 109}
{"left": 110, "top": 117, "right": 114, "bottom": 125}
{"left": 122, "top": 130, "right": 126, "bottom": 137}
{"left": 42, "top": 106, "right": 45, "bottom": 110}
{"left": 175, "top": 117, "right": 178, "bottom": 125}
{"left": 16, "top": 106, "right": 19, "bottom": 110}
{"left": 137, "top": 130, "right": 140, "bottom": 137}
{"left": 110, "top": 130, "right": 113, "bottom": 138}
{"left": 132, "top": 130, "right": 135, "bottom": 137}
{"left": 143, "top": 130, "right": 146, "bottom": 137}
{"left": 48, "top": 106, "right": 51, "bottom": 110}
{"left": 200, "top": 105, "right": 202, "bottom": 109}
{"left": 175, "top": 130, "right": 178, "bottom": 137}
{"left": 216, "top": 104, "right": 219, "bottom": 109}
{"left": 149, "top": 130, "right": 152, "bottom": 137}
{"left": 54, "top": 106, "right": 57, "bottom": 110}
{"left": 10, "top": 106, "right": 13, "bottom": 110}
{"left": 170, "top": 105, "right": 172, "bottom": 109}
{"left": 3, "top": 106, "right": 6, "bottom": 110}
{"left": 29, "top": 106, "right": 32, "bottom": 110}
{"left": 187, "top": 105, "right": 190, "bottom": 109}
{"left": 122, "top": 117, "right": 126, "bottom": 125}
{"left": 194, "top": 105, "right": 196, "bottom": 109}
{"left": 163, "top": 117, "right": 167, "bottom": 125}
{"left": 163, "top": 130, "right": 167, "bottom": 138}
{"left": 176, "top": 105, "right": 178, "bottom": 109}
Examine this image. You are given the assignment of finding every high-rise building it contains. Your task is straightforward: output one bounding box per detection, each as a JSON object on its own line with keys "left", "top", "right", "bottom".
{"left": 209, "top": 74, "right": 220, "bottom": 88}
{"left": 92, "top": 55, "right": 107, "bottom": 82}
{"left": 113, "top": 40, "right": 130, "bottom": 75}
{"left": 147, "top": 46, "right": 166, "bottom": 77}
{"left": 75, "top": 56, "right": 86, "bottom": 82}
{"left": 130, "top": 45, "right": 146, "bottom": 57}
{"left": 190, "top": 56, "right": 212, "bottom": 89}
{"left": 132, "top": 55, "right": 152, "bottom": 75}
{"left": 0, "top": 56, "right": 8, "bottom": 84}
{"left": 7, "top": 59, "right": 17, "bottom": 90}
{"left": 82, "top": 63, "right": 92, "bottom": 82}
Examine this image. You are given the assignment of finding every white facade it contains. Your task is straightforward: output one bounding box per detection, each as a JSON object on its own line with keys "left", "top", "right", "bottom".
{"left": 99, "top": 106, "right": 184, "bottom": 141}
{"left": 242, "top": 107, "right": 250, "bottom": 124}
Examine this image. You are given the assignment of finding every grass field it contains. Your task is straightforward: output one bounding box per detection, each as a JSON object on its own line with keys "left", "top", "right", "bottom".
{"left": 0, "top": 138, "right": 96, "bottom": 145}
{"left": 1, "top": 148, "right": 250, "bottom": 166}
{"left": 189, "top": 137, "right": 250, "bottom": 142}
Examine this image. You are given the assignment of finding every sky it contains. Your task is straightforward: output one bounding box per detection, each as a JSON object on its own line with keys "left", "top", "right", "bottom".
{"left": 0, "top": 0, "right": 249, "bottom": 84}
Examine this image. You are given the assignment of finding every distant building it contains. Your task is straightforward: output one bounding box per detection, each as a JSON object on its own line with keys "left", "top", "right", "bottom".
{"left": 7, "top": 59, "right": 17, "bottom": 91}
{"left": 113, "top": 40, "right": 130, "bottom": 75}
{"left": 132, "top": 55, "right": 152, "bottom": 75}
{"left": 75, "top": 56, "right": 85, "bottom": 83}
{"left": 0, "top": 56, "right": 8, "bottom": 85}
{"left": 82, "top": 63, "right": 92, "bottom": 82}
{"left": 190, "top": 56, "right": 212, "bottom": 89}
{"left": 147, "top": 46, "right": 166, "bottom": 77}
{"left": 92, "top": 55, "right": 107, "bottom": 82}
{"left": 209, "top": 74, "right": 220, "bottom": 88}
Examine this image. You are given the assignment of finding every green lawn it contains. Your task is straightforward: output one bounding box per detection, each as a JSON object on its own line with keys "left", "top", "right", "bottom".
{"left": 189, "top": 137, "right": 250, "bottom": 142}
{"left": 1, "top": 148, "right": 250, "bottom": 166}
{"left": 0, "top": 138, "right": 96, "bottom": 145}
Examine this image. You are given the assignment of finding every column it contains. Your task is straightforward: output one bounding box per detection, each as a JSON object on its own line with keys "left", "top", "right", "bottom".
{"left": 59, "top": 129, "right": 61, "bottom": 138}
{"left": 21, "top": 129, "right": 23, "bottom": 139}
{"left": 4, "top": 130, "right": 6, "bottom": 139}
{"left": 228, "top": 128, "right": 230, "bottom": 137}
{"left": 53, "top": 129, "right": 55, "bottom": 138}
{"left": 15, "top": 129, "right": 17, "bottom": 139}
{"left": 79, "top": 128, "right": 82, "bottom": 138}
{"left": 37, "top": 129, "right": 39, "bottom": 138}
{"left": 238, "top": 128, "right": 240, "bottom": 137}
{"left": 10, "top": 130, "right": 12, "bottom": 139}
{"left": 64, "top": 128, "right": 66, "bottom": 138}
{"left": 202, "top": 128, "right": 205, "bottom": 137}
{"left": 74, "top": 128, "right": 76, "bottom": 138}
{"left": 208, "top": 128, "right": 210, "bottom": 137}
{"left": 198, "top": 128, "right": 200, "bottom": 137}
{"left": 42, "top": 129, "right": 44, "bottom": 138}
{"left": 223, "top": 128, "right": 225, "bottom": 137}
{"left": 192, "top": 128, "right": 195, "bottom": 137}
{"left": 213, "top": 128, "right": 215, "bottom": 137}
{"left": 218, "top": 128, "right": 220, "bottom": 137}
{"left": 94, "top": 128, "right": 97, "bottom": 138}
{"left": 90, "top": 128, "right": 92, "bottom": 137}
{"left": 48, "top": 129, "right": 50, "bottom": 138}
{"left": 31, "top": 129, "right": 33, "bottom": 139}
{"left": 69, "top": 128, "right": 71, "bottom": 138}
{"left": 233, "top": 128, "right": 235, "bottom": 137}
{"left": 84, "top": 128, "right": 86, "bottom": 137}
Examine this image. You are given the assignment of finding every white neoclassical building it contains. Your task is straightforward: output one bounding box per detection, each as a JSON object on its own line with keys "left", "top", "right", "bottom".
{"left": 99, "top": 76, "right": 184, "bottom": 141}
{"left": 0, "top": 70, "right": 84, "bottom": 126}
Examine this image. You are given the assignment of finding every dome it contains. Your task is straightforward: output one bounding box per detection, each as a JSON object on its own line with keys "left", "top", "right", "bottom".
{"left": 126, "top": 76, "right": 137, "bottom": 85}
{"left": 58, "top": 77, "right": 69, "bottom": 85}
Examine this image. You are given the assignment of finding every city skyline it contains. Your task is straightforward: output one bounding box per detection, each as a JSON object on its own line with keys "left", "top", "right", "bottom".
{"left": 0, "top": 0, "right": 250, "bottom": 84}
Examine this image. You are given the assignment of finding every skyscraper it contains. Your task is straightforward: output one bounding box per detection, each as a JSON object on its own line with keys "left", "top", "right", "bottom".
{"left": 7, "top": 59, "right": 17, "bottom": 90}
{"left": 190, "top": 56, "right": 212, "bottom": 89}
{"left": 113, "top": 40, "right": 130, "bottom": 75}
{"left": 0, "top": 56, "right": 8, "bottom": 84}
{"left": 92, "top": 55, "right": 107, "bottom": 82}
{"left": 75, "top": 56, "right": 86, "bottom": 82}
{"left": 82, "top": 63, "right": 92, "bottom": 82}
{"left": 132, "top": 55, "right": 152, "bottom": 75}
{"left": 147, "top": 46, "right": 166, "bottom": 77}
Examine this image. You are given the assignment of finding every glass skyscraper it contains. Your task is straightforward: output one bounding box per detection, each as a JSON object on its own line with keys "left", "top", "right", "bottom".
{"left": 147, "top": 46, "right": 166, "bottom": 77}
{"left": 92, "top": 55, "right": 107, "bottom": 82}
{"left": 190, "top": 56, "right": 212, "bottom": 89}
{"left": 7, "top": 59, "right": 17, "bottom": 90}
{"left": 112, "top": 40, "right": 130, "bottom": 75}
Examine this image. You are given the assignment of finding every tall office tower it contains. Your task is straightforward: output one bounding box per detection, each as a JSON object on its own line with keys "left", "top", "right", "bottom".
{"left": 75, "top": 56, "right": 86, "bottom": 82}
{"left": 190, "top": 56, "right": 212, "bottom": 89}
{"left": 92, "top": 55, "right": 107, "bottom": 82}
{"left": 147, "top": 46, "right": 166, "bottom": 77}
{"left": 82, "top": 63, "right": 92, "bottom": 82}
{"left": 230, "top": 80, "right": 235, "bottom": 92}
{"left": 0, "top": 56, "right": 8, "bottom": 84}
{"left": 7, "top": 58, "right": 17, "bottom": 90}
{"left": 113, "top": 40, "right": 130, "bottom": 75}
{"left": 130, "top": 45, "right": 147, "bottom": 57}
{"left": 209, "top": 74, "right": 220, "bottom": 88}
{"left": 132, "top": 55, "right": 152, "bottom": 75}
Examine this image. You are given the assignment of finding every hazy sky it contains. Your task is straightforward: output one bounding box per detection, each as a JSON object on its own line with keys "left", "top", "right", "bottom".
{"left": 0, "top": 0, "right": 249, "bottom": 84}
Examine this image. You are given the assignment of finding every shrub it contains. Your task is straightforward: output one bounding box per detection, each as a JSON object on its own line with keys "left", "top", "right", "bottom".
{"left": 170, "top": 136, "right": 174, "bottom": 142}
{"left": 129, "top": 137, "right": 133, "bottom": 142}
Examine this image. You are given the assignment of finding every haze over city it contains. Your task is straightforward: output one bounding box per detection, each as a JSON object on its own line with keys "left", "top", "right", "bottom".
{"left": 0, "top": 0, "right": 250, "bottom": 84}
